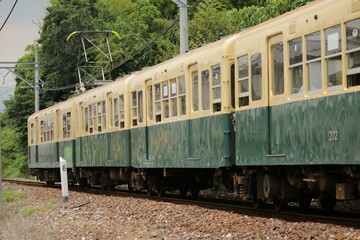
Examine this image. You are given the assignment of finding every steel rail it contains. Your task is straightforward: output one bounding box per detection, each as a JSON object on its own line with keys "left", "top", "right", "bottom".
{"left": 3, "top": 178, "right": 360, "bottom": 228}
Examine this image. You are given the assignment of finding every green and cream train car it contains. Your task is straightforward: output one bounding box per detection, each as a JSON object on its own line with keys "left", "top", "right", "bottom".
{"left": 29, "top": 0, "right": 360, "bottom": 210}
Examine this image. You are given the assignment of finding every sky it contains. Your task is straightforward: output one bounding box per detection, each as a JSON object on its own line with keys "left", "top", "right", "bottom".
{"left": 0, "top": 0, "right": 49, "bottom": 111}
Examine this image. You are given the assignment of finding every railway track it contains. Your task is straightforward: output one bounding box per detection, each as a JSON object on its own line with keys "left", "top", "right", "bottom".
{"left": 3, "top": 178, "right": 360, "bottom": 229}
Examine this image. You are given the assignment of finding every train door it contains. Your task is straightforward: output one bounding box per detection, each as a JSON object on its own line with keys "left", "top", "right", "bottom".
{"left": 56, "top": 109, "right": 60, "bottom": 162}
{"left": 35, "top": 117, "right": 39, "bottom": 163}
{"left": 145, "top": 79, "right": 152, "bottom": 160}
{"left": 267, "top": 34, "right": 287, "bottom": 158}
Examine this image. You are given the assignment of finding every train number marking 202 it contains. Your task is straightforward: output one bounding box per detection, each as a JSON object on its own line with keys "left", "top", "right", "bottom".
{"left": 328, "top": 130, "right": 339, "bottom": 142}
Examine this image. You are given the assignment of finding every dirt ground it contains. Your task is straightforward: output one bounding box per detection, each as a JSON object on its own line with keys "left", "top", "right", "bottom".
{"left": 1, "top": 182, "right": 360, "bottom": 240}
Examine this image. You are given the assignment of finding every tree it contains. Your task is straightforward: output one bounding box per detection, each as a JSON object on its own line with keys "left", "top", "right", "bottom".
{"left": 1, "top": 0, "right": 310, "bottom": 178}
{"left": 1, "top": 51, "right": 36, "bottom": 177}
{"left": 38, "top": 0, "right": 99, "bottom": 104}
{"left": 189, "top": 0, "right": 232, "bottom": 49}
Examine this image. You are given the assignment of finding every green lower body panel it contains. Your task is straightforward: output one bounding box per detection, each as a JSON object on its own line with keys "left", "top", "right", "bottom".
{"left": 236, "top": 107, "right": 269, "bottom": 166}
{"left": 58, "top": 140, "right": 75, "bottom": 168}
{"left": 236, "top": 91, "right": 360, "bottom": 166}
{"left": 76, "top": 130, "right": 130, "bottom": 167}
{"left": 131, "top": 114, "right": 235, "bottom": 168}
{"left": 29, "top": 140, "right": 75, "bottom": 169}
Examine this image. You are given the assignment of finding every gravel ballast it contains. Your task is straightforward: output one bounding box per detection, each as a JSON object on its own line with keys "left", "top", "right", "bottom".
{"left": 1, "top": 182, "right": 360, "bottom": 240}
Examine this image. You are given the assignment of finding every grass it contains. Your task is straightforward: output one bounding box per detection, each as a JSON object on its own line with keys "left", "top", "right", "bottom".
{"left": 0, "top": 211, "right": 49, "bottom": 240}
{"left": 2, "top": 187, "right": 27, "bottom": 203}
{"left": 15, "top": 205, "right": 55, "bottom": 216}
{"left": 0, "top": 186, "right": 52, "bottom": 239}
{"left": 2, "top": 186, "right": 56, "bottom": 216}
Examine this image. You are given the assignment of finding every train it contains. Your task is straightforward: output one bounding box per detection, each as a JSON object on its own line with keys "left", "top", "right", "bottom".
{"left": 28, "top": 0, "right": 360, "bottom": 211}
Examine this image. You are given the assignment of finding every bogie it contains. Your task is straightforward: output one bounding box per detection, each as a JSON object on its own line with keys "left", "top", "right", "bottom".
{"left": 28, "top": 0, "right": 360, "bottom": 212}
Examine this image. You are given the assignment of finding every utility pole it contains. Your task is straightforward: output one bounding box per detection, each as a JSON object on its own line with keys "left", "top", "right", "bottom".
{"left": 172, "top": 0, "right": 188, "bottom": 54}
{"left": 0, "top": 120, "right": 2, "bottom": 212}
{"left": 35, "top": 49, "right": 39, "bottom": 112}
{"left": 0, "top": 50, "right": 41, "bottom": 112}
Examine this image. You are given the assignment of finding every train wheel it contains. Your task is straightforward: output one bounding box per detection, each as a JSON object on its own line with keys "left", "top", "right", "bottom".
{"left": 252, "top": 199, "right": 264, "bottom": 209}
{"left": 298, "top": 197, "right": 312, "bottom": 209}
{"left": 46, "top": 181, "right": 54, "bottom": 187}
{"left": 180, "top": 184, "right": 187, "bottom": 197}
{"left": 79, "top": 178, "right": 87, "bottom": 188}
{"left": 147, "top": 178, "right": 154, "bottom": 196}
{"left": 320, "top": 193, "right": 336, "bottom": 211}
{"left": 128, "top": 183, "right": 133, "bottom": 193}
{"left": 157, "top": 179, "right": 166, "bottom": 197}
{"left": 190, "top": 185, "right": 200, "bottom": 199}
{"left": 273, "top": 199, "right": 287, "bottom": 211}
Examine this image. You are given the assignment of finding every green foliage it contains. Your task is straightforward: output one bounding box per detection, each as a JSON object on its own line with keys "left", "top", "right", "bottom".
{"left": 1, "top": 51, "right": 35, "bottom": 178}
{"left": 2, "top": 187, "right": 27, "bottom": 203}
{"left": 189, "top": 0, "right": 231, "bottom": 49}
{"left": 39, "top": 0, "right": 99, "bottom": 103}
{"left": 1, "top": 0, "right": 309, "bottom": 178}
{"left": 14, "top": 205, "right": 55, "bottom": 216}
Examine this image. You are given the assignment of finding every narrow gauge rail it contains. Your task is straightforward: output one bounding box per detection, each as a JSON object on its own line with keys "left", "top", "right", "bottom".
{"left": 28, "top": 0, "right": 360, "bottom": 212}
{"left": 3, "top": 178, "right": 360, "bottom": 228}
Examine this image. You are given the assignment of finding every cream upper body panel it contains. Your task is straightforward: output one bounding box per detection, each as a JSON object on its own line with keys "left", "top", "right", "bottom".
{"left": 232, "top": 0, "right": 360, "bottom": 109}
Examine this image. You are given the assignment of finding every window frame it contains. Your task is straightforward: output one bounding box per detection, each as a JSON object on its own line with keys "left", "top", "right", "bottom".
{"left": 251, "top": 53, "right": 262, "bottom": 101}
{"left": 170, "top": 78, "right": 178, "bottom": 119}
{"left": 211, "top": 64, "right": 221, "bottom": 112}
{"left": 325, "top": 24, "right": 343, "bottom": 90}
{"left": 306, "top": 31, "right": 323, "bottom": 95}
{"left": 288, "top": 37, "right": 304, "bottom": 97}
{"left": 237, "top": 55, "right": 250, "bottom": 107}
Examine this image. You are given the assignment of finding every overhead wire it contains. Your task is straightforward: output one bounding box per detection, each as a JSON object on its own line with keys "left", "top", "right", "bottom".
{"left": 105, "top": 0, "right": 204, "bottom": 75}
{"left": 14, "top": 0, "right": 205, "bottom": 92}
{"left": 0, "top": 85, "right": 16, "bottom": 98}
{"left": 0, "top": 0, "right": 19, "bottom": 32}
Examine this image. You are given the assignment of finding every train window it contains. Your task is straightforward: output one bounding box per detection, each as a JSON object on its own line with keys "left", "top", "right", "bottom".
{"left": 52, "top": 119, "right": 55, "bottom": 140}
{"left": 97, "top": 102, "right": 102, "bottom": 132}
{"left": 346, "top": 19, "right": 360, "bottom": 87}
{"left": 67, "top": 112, "right": 71, "bottom": 138}
{"left": 109, "top": 98, "right": 113, "bottom": 127}
{"left": 84, "top": 107, "right": 89, "bottom": 132}
{"left": 202, "top": 70, "right": 210, "bottom": 110}
{"left": 155, "top": 84, "right": 161, "bottom": 122}
{"left": 238, "top": 55, "right": 249, "bottom": 107}
{"left": 138, "top": 91, "right": 143, "bottom": 123}
{"left": 40, "top": 120, "right": 44, "bottom": 142}
{"left": 178, "top": 75, "right": 186, "bottom": 116}
{"left": 93, "top": 103, "right": 97, "bottom": 131}
{"left": 192, "top": 70, "right": 199, "bottom": 112}
{"left": 119, "top": 95, "right": 125, "bottom": 128}
{"left": 102, "top": 101, "right": 106, "bottom": 132}
{"left": 231, "top": 64, "right": 235, "bottom": 108}
{"left": 162, "top": 82, "right": 169, "bottom": 120}
{"left": 113, "top": 98, "right": 119, "bottom": 127}
{"left": 89, "top": 105, "right": 93, "bottom": 133}
{"left": 148, "top": 86, "right": 153, "bottom": 120}
{"left": 63, "top": 114, "right": 67, "bottom": 138}
{"left": 46, "top": 120, "right": 50, "bottom": 141}
{"left": 44, "top": 120, "right": 48, "bottom": 142}
{"left": 170, "top": 78, "right": 177, "bottom": 118}
{"left": 132, "top": 91, "right": 138, "bottom": 126}
{"left": 306, "top": 31, "right": 322, "bottom": 92}
{"left": 272, "top": 43, "right": 284, "bottom": 95}
{"left": 289, "top": 37, "right": 303, "bottom": 95}
{"left": 251, "top": 54, "right": 262, "bottom": 101}
{"left": 325, "top": 25, "right": 342, "bottom": 88}
{"left": 212, "top": 64, "right": 221, "bottom": 112}
{"left": 49, "top": 119, "right": 54, "bottom": 141}
{"left": 30, "top": 123, "right": 34, "bottom": 144}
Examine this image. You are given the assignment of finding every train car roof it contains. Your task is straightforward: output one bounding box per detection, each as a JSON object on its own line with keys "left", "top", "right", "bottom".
{"left": 29, "top": 0, "right": 324, "bottom": 122}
